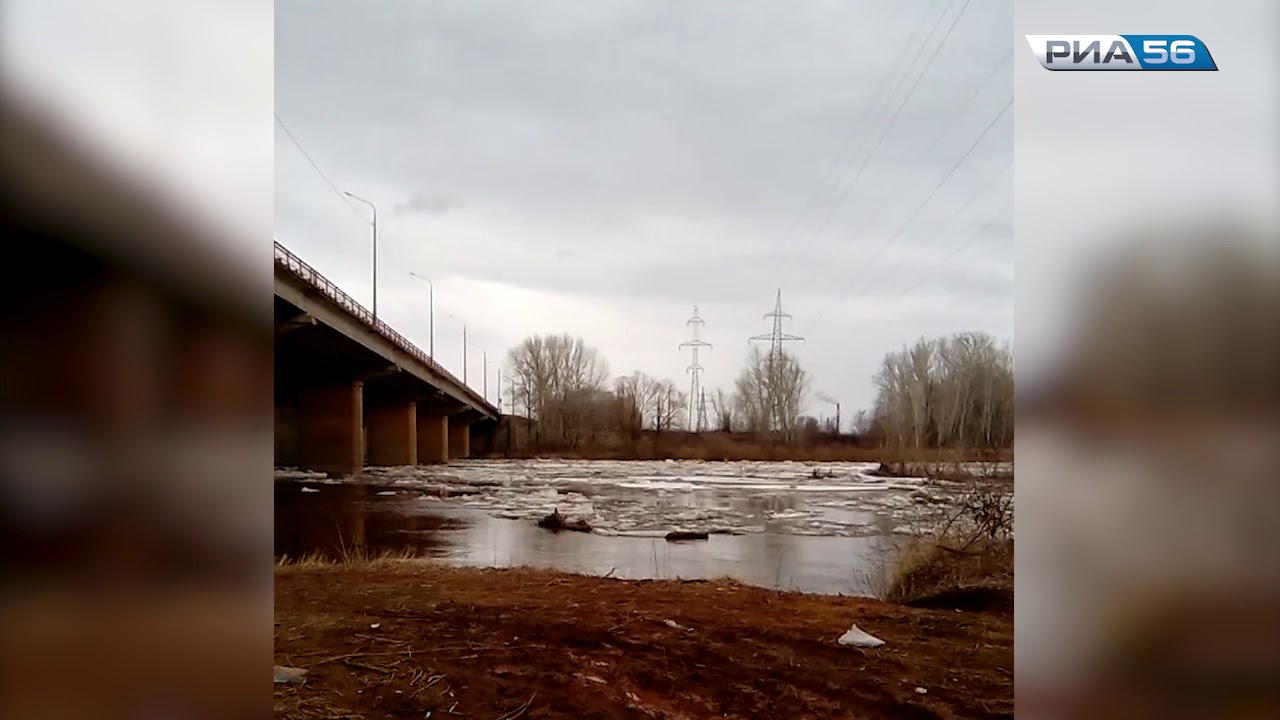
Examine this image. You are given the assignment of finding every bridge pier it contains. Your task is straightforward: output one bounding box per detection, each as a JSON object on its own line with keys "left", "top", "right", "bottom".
{"left": 416, "top": 412, "right": 449, "bottom": 464}
{"left": 276, "top": 241, "right": 500, "bottom": 472}
{"left": 297, "top": 381, "right": 364, "bottom": 476}
{"left": 448, "top": 416, "right": 471, "bottom": 459}
{"left": 366, "top": 399, "right": 417, "bottom": 466}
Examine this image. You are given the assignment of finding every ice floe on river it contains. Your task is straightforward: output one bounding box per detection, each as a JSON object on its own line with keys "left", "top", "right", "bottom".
{"left": 284, "top": 458, "right": 990, "bottom": 538}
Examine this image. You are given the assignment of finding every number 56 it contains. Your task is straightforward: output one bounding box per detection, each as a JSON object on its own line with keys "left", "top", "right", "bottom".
{"left": 1144, "top": 39, "right": 1196, "bottom": 64}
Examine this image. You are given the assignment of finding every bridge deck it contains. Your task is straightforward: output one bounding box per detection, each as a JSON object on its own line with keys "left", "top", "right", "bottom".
{"left": 273, "top": 241, "right": 497, "bottom": 419}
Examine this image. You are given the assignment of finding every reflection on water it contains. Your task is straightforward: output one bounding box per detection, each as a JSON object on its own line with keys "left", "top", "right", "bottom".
{"left": 275, "top": 477, "right": 907, "bottom": 596}
{"left": 274, "top": 482, "right": 464, "bottom": 559}
{"left": 441, "top": 509, "right": 898, "bottom": 596}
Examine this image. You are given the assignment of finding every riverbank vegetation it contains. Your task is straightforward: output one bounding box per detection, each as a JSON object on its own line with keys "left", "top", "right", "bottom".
{"left": 484, "top": 430, "right": 1012, "bottom": 464}
{"left": 488, "top": 331, "right": 1014, "bottom": 463}
{"left": 878, "top": 478, "right": 1015, "bottom": 611}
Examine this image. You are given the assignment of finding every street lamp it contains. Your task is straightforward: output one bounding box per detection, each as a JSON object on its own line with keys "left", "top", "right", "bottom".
{"left": 408, "top": 272, "right": 434, "bottom": 359}
{"left": 447, "top": 313, "right": 467, "bottom": 385}
{"left": 343, "top": 191, "right": 378, "bottom": 323}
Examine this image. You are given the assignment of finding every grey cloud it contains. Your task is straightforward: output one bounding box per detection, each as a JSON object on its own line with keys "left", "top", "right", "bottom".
{"left": 393, "top": 192, "right": 461, "bottom": 217}
{"left": 275, "top": 0, "right": 1014, "bottom": 413}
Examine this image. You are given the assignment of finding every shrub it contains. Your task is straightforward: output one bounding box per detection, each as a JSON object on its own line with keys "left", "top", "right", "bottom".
{"left": 883, "top": 479, "right": 1014, "bottom": 610}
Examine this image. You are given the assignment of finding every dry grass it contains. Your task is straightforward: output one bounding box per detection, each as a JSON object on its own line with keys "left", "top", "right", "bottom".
{"left": 275, "top": 547, "right": 426, "bottom": 572}
{"left": 885, "top": 538, "right": 1013, "bottom": 610}
{"left": 882, "top": 479, "right": 1015, "bottom": 611}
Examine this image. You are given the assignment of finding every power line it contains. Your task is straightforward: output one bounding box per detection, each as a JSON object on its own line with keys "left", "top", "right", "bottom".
{"left": 275, "top": 112, "right": 419, "bottom": 288}
{"left": 836, "top": 201, "right": 1012, "bottom": 335}
{"left": 275, "top": 112, "right": 431, "bottom": 353}
{"left": 763, "top": 0, "right": 946, "bottom": 276}
{"left": 771, "top": 0, "right": 954, "bottom": 282}
{"left": 774, "top": 0, "right": 977, "bottom": 284}
{"left": 835, "top": 50, "right": 1010, "bottom": 241}
{"left": 840, "top": 98, "right": 1012, "bottom": 287}
{"left": 781, "top": 48, "right": 1007, "bottom": 309}
{"left": 274, "top": 113, "right": 365, "bottom": 221}
{"left": 803, "top": 97, "right": 1012, "bottom": 331}
{"left": 805, "top": 202, "right": 1010, "bottom": 406}
{"left": 829, "top": 158, "right": 1011, "bottom": 312}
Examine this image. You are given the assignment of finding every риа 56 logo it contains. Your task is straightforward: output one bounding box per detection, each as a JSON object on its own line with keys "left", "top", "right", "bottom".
{"left": 1026, "top": 35, "right": 1217, "bottom": 71}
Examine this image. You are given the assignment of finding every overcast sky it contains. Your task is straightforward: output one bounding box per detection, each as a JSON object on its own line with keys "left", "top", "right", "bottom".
{"left": 275, "top": 0, "right": 1013, "bottom": 421}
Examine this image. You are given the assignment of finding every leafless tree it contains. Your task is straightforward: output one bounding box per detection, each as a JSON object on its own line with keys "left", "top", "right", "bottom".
{"left": 732, "top": 346, "right": 809, "bottom": 441}
{"left": 653, "top": 380, "right": 688, "bottom": 433}
{"left": 506, "top": 334, "right": 610, "bottom": 448}
{"left": 872, "top": 332, "right": 1013, "bottom": 451}
{"left": 851, "top": 409, "right": 874, "bottom": 437}
{"left": 613, "top": 370, "right": 660, "bottom": 445}
{"left": 710, "top": 388, "right": 735, "bottom": 432}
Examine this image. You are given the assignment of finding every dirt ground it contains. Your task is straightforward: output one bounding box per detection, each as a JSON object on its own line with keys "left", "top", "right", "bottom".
{"left": 274, "top": 564, "right": 1011, "bottom": 719}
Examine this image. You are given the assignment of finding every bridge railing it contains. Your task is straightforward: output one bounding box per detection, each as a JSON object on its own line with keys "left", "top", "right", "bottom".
{"left": 274, "top": 241, "right": 497, "bottom": 415}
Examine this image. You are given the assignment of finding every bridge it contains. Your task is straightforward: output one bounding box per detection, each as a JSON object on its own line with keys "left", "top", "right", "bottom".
{"left": 274, "top": 241, "right": 499, "bottom": 475}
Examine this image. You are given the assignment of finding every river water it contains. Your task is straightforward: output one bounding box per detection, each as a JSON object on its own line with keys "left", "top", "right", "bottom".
{"left": 274, "top": 459, "right": 976, "bottom": 596}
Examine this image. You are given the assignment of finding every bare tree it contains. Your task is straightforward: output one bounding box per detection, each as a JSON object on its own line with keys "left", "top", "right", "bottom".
{"left": 733, "top": 347, "right": 770, "bottom": 434}
{"left": 506, "top": 334, "right": 610, "bottom": 447}
{"left": 851, "top": 409, "right": 873, "bottom": 437}
{"left": 613, "top": 370, "right": 660, "bottom": 446}
{"left": 710, "top": 388, "right": 735, "bottom": 432}
{"left": 733, "top": 346, "right": 809, "bottom": 441}
{"left": 872, "top": 332, "right": 1013, "bottom": 451}
{"left": 653, "top": 380, "right": 688, "bottom": 433}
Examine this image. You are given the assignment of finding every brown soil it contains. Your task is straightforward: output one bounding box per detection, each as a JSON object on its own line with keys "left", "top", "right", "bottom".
{"left": 274, "top": 564, "right": 1012, "bottom": 719}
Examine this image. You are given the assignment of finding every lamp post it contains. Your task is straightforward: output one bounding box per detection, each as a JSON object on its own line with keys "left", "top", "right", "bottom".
{"left": 448, "top": 314, "right": 467, "bottom": 385}
{"left": 343, "top": 191, "right": 378, "bottom": 323}
{"left": 408, "top": 272, "right": 434, "bottom": 359}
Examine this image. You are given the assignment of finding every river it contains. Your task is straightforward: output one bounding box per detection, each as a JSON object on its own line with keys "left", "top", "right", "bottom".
{"left": 274, "top": 459, "right": 971, "bottom": 596}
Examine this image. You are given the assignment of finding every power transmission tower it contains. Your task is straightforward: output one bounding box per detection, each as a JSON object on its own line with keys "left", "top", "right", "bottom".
{"left": 679, "top": 306, "right": 712, "bottom": 432}
{"left": 749, "top": 290, "right": 804, "bottom": 431}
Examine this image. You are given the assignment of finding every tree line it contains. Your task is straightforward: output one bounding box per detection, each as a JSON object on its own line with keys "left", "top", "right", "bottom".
{"left": 503, "top": 334, "right": 812, "bottom": 449}
{"left": 867, "top": 332, "right": 1014, "bottom": 450}
{"left": 502, "top": 330, "right": 1012, "bottom": 451}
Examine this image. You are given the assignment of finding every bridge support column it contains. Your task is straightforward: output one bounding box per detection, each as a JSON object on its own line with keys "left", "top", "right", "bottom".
{"left": 448, "top": 416, "right": 471, "bottom": 460}
{"left": 417, "top": 413, "right": 449, "bottom": 464}
{"left": 298, "top": 381, "right": 363, "bottom": 476}
{"left": 367, "top": 400, "right": 417, "bottom": 466}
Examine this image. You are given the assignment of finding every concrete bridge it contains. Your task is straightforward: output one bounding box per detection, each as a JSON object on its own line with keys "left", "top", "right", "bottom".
{"left": 274, "top": 241, "right": 498, "bottom": 475}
